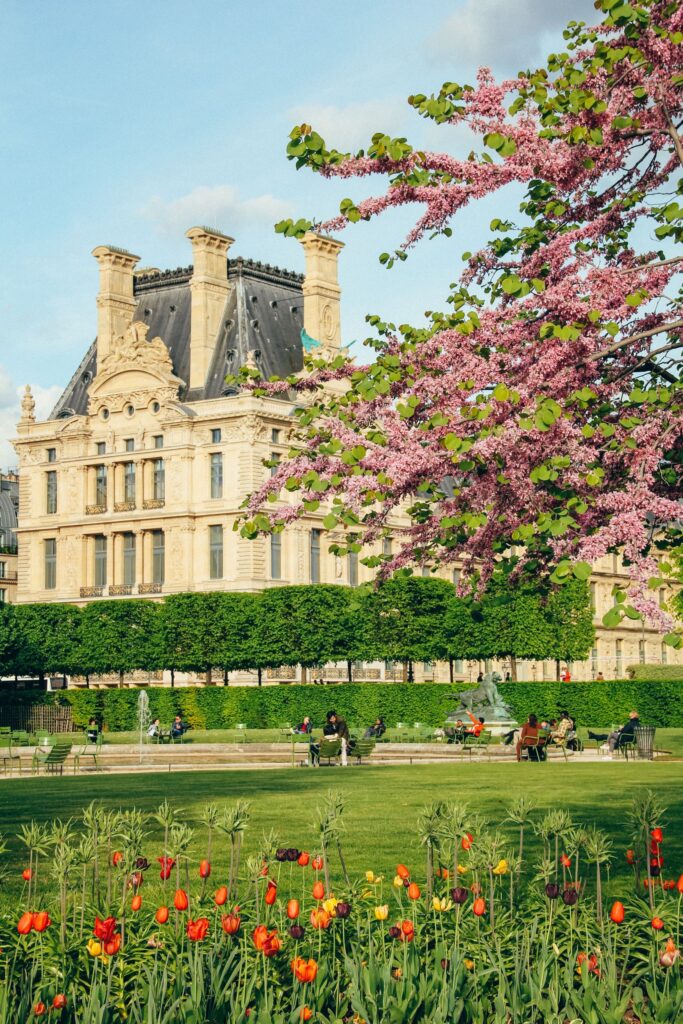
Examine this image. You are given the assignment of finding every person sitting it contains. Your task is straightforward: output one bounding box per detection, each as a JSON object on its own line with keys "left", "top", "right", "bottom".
{"left": 595, "top": 671, "right": 605, "bottom": 682}
{"left": 608, "top": 710, "right": 640, "bottom": 752}
{"left": 292, "top": 716, "right": 313, "bottom": 735}
{"left": 326, "top": 710, "right": 351, "bottom": 766}
{"left": 170, "top": 715, "right": 187, "bottom": 740}
{"left": 147, "top": 717, "right": 161, "bottom": 740}
{"left": 444, "top": 720, "right": 465, "bottom": 744}
{"left": 86, "top": 717, "right": 100, "bottom": 743}
{"left": 465, "top": 711, "right": 485, "bottom": 738}
{"left": 550, "top": 712, "right": 572, "bottom": 745}
{"left": 364, "top": 717, "right": 386, "bottom": 739}
{"left": 516, "top": 714, "right": 541, "bottom": 761}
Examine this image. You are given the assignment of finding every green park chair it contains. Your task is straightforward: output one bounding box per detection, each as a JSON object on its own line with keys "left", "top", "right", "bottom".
{"left": 73, "top": 733, "right": 104, "bottom": 774}
{"left": 0, "top": 734, "right": 21, "bottom": 775}
{"left": 465, "top": 730, "right": 493, "bottom": 761}
{"left": 519, "top": 730, "right": 549, "bottom": 762}
{"left": 350, "top": 738, "right": 375, "bottom": 765}
{"left": 32, "top": 739, "right": 73, "bottom": 776}
{"left": 318, "top": 737, "right": 342, "bottom": 766}
{"left": 12, "top": 730, "right": 31, "bottom": 747}
{"left": 616, "top": 738, "right": 638, "bottom": 761}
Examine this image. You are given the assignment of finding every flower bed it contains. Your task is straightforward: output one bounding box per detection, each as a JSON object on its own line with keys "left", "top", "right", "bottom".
{"left": 1, "top": 792, "right": 683, "bottom": 1022}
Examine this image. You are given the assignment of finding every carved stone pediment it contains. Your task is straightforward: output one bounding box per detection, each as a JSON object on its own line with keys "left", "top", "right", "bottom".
{"left": 88, "top": 320, "right": 184, "bottom": 414}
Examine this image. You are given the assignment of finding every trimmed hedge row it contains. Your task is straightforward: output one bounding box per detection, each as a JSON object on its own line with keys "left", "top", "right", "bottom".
{"left": 626, "top": 664, "right": 683, "bottom": 682}
{"left": 1, "top": 681, "right": 682, "bottom": 731}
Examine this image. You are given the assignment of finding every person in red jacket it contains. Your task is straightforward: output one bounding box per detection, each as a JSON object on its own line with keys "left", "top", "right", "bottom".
{"left": 561, "top": 667, "right": 571, "bottom": 682}
{"left": 466, "top": 711, "right": 485, "bottom": 737}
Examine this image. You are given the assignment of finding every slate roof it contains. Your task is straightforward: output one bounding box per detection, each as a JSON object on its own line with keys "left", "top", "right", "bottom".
{"left": 50, "top": 258, "right": 305, "bottom": 418}
{"left": 0, "top": 477, "right": 18, "bottom": 550}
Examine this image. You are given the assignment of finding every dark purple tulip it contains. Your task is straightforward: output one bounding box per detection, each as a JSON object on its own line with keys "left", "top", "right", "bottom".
{"left": 335, "top": 902, "right": 351, "bottom": 919}
{"left": 450, "top": 887, "right": 469, "bottom": 905}
{"left": 403, "top": 878, "right": 411, "bottom": 888}
{"left": 650, "top": 865, "right": 661, "bottom": 877}
{"left": 388, "top": 926, "right": 401, "bottom": 940}
{"left": 286, "top": 848, "right": 301, "bottom": 862}
{"left": 289, "top": 924, "right": 305, "bottom": 939}
{"left": 135, "top": 857, "right": 150, "bottom": 871}
{"left": 275, "top": 849, "right": 288, "bottom": 862}
{"left": 562, "top": 888, "right": 579, "bottom": 906}
{"left": 440, "top": 958, "right": 450, "bottom": 970}
{"left": 545, "top": 883, "right": 560, "bottom": 900}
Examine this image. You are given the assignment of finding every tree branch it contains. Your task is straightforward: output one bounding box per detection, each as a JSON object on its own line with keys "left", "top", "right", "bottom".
{"left": 662, "top": 105, "right": 683, "bottom": 170}
{"left": 617, "top": 256, "right": 683, "bottom": 273}
{"left": 586, "top": 319, "right": 683, "bottom": 362}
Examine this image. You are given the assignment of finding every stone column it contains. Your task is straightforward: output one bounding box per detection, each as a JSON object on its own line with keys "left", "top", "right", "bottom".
{"left": 106, "top": 534, "right": 114, "bottom": 589}
{"left": 143, "top": 531, "right": 154, "bottom": 584}
{"left": 113, "top": 534, "right": 124, "bottom": 586}
{"left": 134, "top": 532, "right": 144, "bottom": 590}
{"left": 186, "top": 227, "right": 234, "bottom": 390}
{"left": 92, "top": 245, "right": 140, "bottom": 361}
{"left": 299, "top": 232, "right": 344, "bottom": 352}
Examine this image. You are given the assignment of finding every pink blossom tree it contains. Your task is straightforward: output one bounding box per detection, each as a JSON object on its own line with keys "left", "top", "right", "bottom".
{"left": 240, "top": 0, "right": 683, "bottom": 640}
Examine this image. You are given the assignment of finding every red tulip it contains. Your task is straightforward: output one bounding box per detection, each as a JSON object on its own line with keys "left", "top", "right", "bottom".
{"left": 17, "top": 912, "right": 33, "bottom": 935}
{"left": 158, "top": 856, "right": 175, "bottom": 880}
{"left": 461, "top": 833, "right": 474, "bottom": 851}
{"left": 396, "top": 864, "right": 410, "bottom": 879}
{"left": 265, "top": 882, "right": 277, "bottom": 906}
{"left": 652, "top": 917, "right": 665, "bottom": 930}
{"left": 652, "top": 827, "right": 664, "bottom": 844}
{"left": 222, "top": 913, "right": 241, "bottom": 935}
{"left": 94, "top": 916, "right": 117, "bottom": 942}
{"left": 298, "top": 851, "right": 310, "bottom": 866}
{"left": 560, "top": 853, "right": 571, "bottom": 869}
{"left": 31, "top": 911, "right": 51, "bottom": 933}
{"left": 252, "top": 924, "right": 281, "bottom": 956}
{"left": 214, "top": 885, "right": 228, "bottom": 906}
{"left": 407, "top": 882, "right": 421, "bottom": 901}
{"left": 155, "top": 906, "right": 169, "bottom": 924}
{"left": 52, "top": 994, "right": 67, "bottom": 1010}
{"left": 174, "top": 889, "right": 189, "bottom": 911}
{"left": 104, "top": 933, "right": 121, "bottom": 956}
{"left": 186, "top": 917, "right": 210, "bottom": 941}
{"left": 287, "top": 899, "right": 300, "bottom": 919}
{"left": 311, "top": 856, "right": 323, "bottom": 871}
{"left": 610, "top": 901, "right": 625, "bottom": 924}
{"left": 22, "top": 868, "right": 32, "bottom": 881}
{"left": 312, "top": 880, "right": 325, "bottom": 901}
{"left": 199, "top": 859, "right": 211, "bottom": 879}
{"left": 112, "top": 851, "right": 123, "bottom": 867}
{"left": 625, "top": 849, "right": 636, "bottom": 864}
{"left": 472, "top": 897, "right": 486, "bottom": 917}
{"left": 300, "top": 1008, "right": 313, "bottom": 1022}
{"left": 131, "top": 895, "right": 142, "bottom": 912}
{"left": 400, "top": 919, "right": 415, "bottom": 941}
{"left": 677, "top": 875, "right": 683, "bottom": 895}
{"left": 33, "top": 1002, "right": 46, "bottom": 1017}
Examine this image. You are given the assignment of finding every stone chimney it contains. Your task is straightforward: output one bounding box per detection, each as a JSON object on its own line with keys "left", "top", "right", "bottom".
{"left": 299, "top": 232, "right": 344, "bottom": 351}
{"left": 92, "top": 246, "right": 140, "bottom": 361}
{"left": 186, "top": 226, "right": 234, "bottom": 389}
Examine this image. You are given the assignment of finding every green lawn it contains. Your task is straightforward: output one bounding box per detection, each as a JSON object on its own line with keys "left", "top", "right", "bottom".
{"left": 1, "top": 761, "right": 681, "bottom": 908}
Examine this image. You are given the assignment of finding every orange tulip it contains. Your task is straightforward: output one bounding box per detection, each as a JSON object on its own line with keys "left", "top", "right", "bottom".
{"left": 112, "top": 851, "right": 123, "bottom": 867}
{"left": 186, "top": 917, "right": 210, "bottom": 941}
{"left": 31, "top": 911, "right": 51, "bottom": 933}
{"left": 400, "top": 919, "right": 415, "bottom": 941}
{"left": 472, "top": 897, "right": 486, "bottom": 917}
{"left": 155, "top": 906, "right": 169, "bottom": 925}
{"left": 17, "top": 912, "right": 33, "bottom": 935}
{"left": 252, "top": 924, "right": 281, "bottom": 956}
{"left": 461, "top": 833, "right": 474, "bottom": 851}
{"left": 312, "top": 880, "right": 325, "bottom": 901}
{"left": 300, "top": 1008, "right": 313, "bottom": 1022}
{"left": 22, "top": 868, "right": 32, "bottom": 881}
{"left": 298, "top": 851, "right": 310, "bottom": 866}
{"left": 407, "top": 882, "right": 421, "bottom": 901}
{"left": 199, "top": 859, "right": 211, "bottom": 879}
{"left": 131, "top": 894, "right": 142, "bottom": 912}
{"left": 652, "top": 917, "right": 664, "bottom": 930}
{"left": 625, "top": 849, "right": 636, "bottom": 864}
{"left": 560, "top": 854, "right": 571, "bottom": 869}
{"left": 214, "top": 885, "right": 228, "bottom": 906}
{"left": 396, "top": 864, "right": 410, "bottom": 880}
{"left": 652, "top": 827, "right": 664, "bottom": 844}
{"left": 104, "top": 933, "right": 121, "bottom": 956}
{"left": 311, "top": 856, "right": 323, "bottom": 871}
{"left": 174, "top": 889, "right": 189, "bottom": 911}
{"left": 52, "top": 994, "right": 67, "bottom": 1010}
{"left": 287, "top": 899, "right": 300, "bottom": 920}
{"left": 33, "top": 1002, "right": 46, "bottom": 1016}
{"left": 94, "top": 917, "right": 117, "bottom": 942}
{"left": 610, "top": 901, "right": 625, "bottom": 924}
{"left": 310, "top": 907, "right": 331, "bottom": 930}
{"left": 222, "top": 913, "right": 241, "bottom": 935}
{"left": 265, "top": 882, "right": 277, "bottom": 906}
{"left": 677, "top": 875, "right": 683, "bottom": 895}
{"left": 292, "top": 956, "right": 318, "bottom": 982}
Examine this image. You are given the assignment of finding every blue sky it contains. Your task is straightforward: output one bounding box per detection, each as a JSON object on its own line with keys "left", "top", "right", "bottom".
{"left": 0, "top": 0, "right": 595, "bottom": 466}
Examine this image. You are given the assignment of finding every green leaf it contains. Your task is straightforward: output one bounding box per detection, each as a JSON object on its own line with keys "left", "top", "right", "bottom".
{"left": 322, "top": 513, "right": 338, "bottom": 530}
{"left": 572, "top": 561, "right": 592, "bottom": 581}
{"left": 602, "top": 607, "right": 622, "bottom": 628}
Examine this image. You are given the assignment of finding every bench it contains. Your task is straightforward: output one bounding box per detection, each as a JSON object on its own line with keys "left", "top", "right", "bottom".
{"left": 32, "top": 740, "right": 73, "bottom": 776}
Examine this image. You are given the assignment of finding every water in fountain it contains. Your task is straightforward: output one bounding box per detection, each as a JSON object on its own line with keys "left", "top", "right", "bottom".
{"left": 137, "top": 690, "right": 151, "bottom": 763}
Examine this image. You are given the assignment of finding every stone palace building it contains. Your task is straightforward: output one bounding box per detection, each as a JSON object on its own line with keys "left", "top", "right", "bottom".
{"left": 11, "top": 226, "right": 682, "bottom": 684}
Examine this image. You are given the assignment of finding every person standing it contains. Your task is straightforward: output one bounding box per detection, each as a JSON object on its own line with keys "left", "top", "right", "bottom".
{"left": 328, "top": 710, "right": 350, "bottom": 766}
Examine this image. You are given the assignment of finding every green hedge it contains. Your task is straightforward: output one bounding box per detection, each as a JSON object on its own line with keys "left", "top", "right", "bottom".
{"left": 1, "top": 680, "right": 682, "bottom": 731}
{"left": 626, "top": 664, "right": 683, "bottom": 682}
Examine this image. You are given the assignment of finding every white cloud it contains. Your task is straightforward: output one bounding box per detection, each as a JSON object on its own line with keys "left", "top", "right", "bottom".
{"left": 0, "top": 371, "right": 62, "bottom": 471}
{"left": 141, "top": 185, "right": 294, "bottom": 239}
{"left": 288, "top": 99, "right": 408, "bottom": 151}
{"left": 428, "top": 0, "right": 597, "bottom": 72}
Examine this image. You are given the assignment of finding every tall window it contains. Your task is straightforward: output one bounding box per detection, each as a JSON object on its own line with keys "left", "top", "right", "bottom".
{"left": 125, "top": 439, "right": 135, "bottom": 452}
{"left": 591, "top": 646, "right": 598, "bottom": 676}
{"left": 348, "top": 550, "right": 358, "bottom": 586}
{"left": 95, "top": 465, "right": 107, "bottom": 506}
{"left": 612, "top": 553, "right": 619, "bottom": 573}
{"left": 211, "top": 428, "right": 222, "bottom": 443}
{"left": 421, "top": 565, "right": 430, "bottom": 577}
{"left": 46, "top": 471, "right": 57, "bottom": 514}
{"left": 661, "top": 642, "right": 668, "bottom": 666}
{"left": 153, "top": 459, "right": 165, "bottom": 502}
{"left": 209, "top": 525, "right": 224, "bottom": 580}
{"left": 123, "top": 533, "right": 136, "bottom": 586}
{"left": 96, "top": 442, "right": 106, "bottom": 456}
{"left": 615, "top": 639, "right": 623, "bottom": 677}
{"left": 271, "top": 534, "right": 282, "bottom": 580}
{"left": 0, "top": 589, "right": 5, "bottom": 603}
{"left": 454, "top": 658, "right": 464, "bottom": 674}
{"left": 270, "top": 452, "right": 281, "bottom": 478}
{"left": 94, "top": 535, "right": 107, "bottom": 587}
{"left": 639, "top": 639, "right": 646, "bottom": 664}
{"left": 152, "top": 530, "right": 165, "bottom": 584}
{"left": 153, "top": 435, "right": 164, "bottom": 449}
{"left": 44, "top": 539, "right": 56, "bottom": 590}
{"left": 310, "top": 529, "right": 321, "bottom": 583}
{"left": 210, "top": 453, "right": 223, "bottom": 499}
{"left": 271, "top": 428, "right": 281, "bottom": 443}
{"left": 47, "top": 447, "right": 56, "bottom": 463}
{"left": 383, "top": 537, "right": 392, "bottom": 558}
{"left": 659, "top": 588, "right": 667, "bottom": 608}
{"left": 0, "top": 562, "right": 5, "bottom": 578}
{"left": 124, "top": 462, "right": 136, "bottom": 502}
{"left": 452, "top": 567, "right": 461, "bottom": 586}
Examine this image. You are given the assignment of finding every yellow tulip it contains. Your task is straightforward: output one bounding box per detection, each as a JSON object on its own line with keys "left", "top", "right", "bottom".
{"left": 492, "top": 859, "right": 508, "bottom": 876}
{"left": 87, "top": 939, "right": 103, "bottom": 957}
{"left": 365, "top": 871, "right": 375, "bottom": 882}
{"left": 323, "top": 897, "right": 338, "bottom": 916}
{"left": 464, "top": 958, "right": 475, "bottom": 971}
{"left": 374, "top": 905, "right": 389, "bottom": 921}
{"left": 393, "top": 875, "right": 404, "bottom": 888}
{"left": 457, "top": 864, "right": 468, "bottom": 875}
{"left": 432, "top": 896, "right": 453, "bottom": 912}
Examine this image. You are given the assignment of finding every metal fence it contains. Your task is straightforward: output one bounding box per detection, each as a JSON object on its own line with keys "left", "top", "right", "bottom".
{"left": 0, "top": 703, "right": 73, "bottom": 733}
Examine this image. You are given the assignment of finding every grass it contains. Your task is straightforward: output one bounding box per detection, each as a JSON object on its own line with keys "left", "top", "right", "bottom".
{"left": 1, "top": 760, "right": 682, "bottom": 908}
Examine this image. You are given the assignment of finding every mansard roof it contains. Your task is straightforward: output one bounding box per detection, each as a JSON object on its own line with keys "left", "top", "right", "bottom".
{"left": 50, "top": 257, "right": 305, "bottom": 419}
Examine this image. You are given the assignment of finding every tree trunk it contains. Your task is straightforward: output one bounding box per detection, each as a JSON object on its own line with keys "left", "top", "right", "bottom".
{"left": 223, "top": 668, "right": 229, "bottom": 686}
{"left": 257, "top": 668, "right": 262, "bottom": 687}
{"left": 300, "top": 665, "right": 307, "bottom": 684}
{"left": 170, "top": 668, "right": 175, "bottom": 688}
{"left": 347, "top": 660, "right": 353, "bottom": 683}
{"left": 510, "top": 655, "right": 517, "bottom": 682}
{"left": 85, "top": 674, "right": 90, "bottom": 689}
{"left": 408, "top": 660, "right": 414, "bottom": 683}
{"left": 555, "top": 659, "right": 561, "bottom": 682}
{"left": 119, "top": 669, "right": 124, "bottom": 689}
{"left": 449, "top": 657, "right": 454, "bottom": 683}
{"left": 205, "top": 667, "right": 212, "bottom": 686}
{"left": 402, "top": 661, "right": 408, "bottom": 683}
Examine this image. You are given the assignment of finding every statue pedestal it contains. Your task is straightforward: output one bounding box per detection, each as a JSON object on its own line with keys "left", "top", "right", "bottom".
{"left": 482, "top": 719, "right": 519, "bottom": 738}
